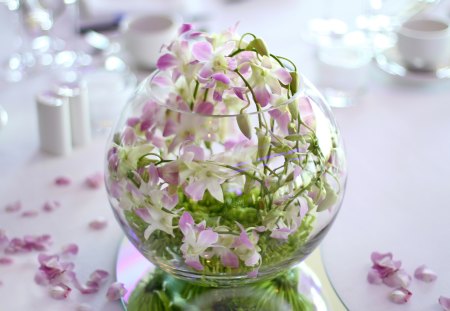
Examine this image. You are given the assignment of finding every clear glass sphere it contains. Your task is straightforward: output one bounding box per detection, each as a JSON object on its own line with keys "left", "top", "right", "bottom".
{"left": 105, "top": 69, "right": 346, "bottom": 287}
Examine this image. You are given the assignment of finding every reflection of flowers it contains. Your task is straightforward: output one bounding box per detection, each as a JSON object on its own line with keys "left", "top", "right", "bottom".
{"left": 105, "top": 23, "right": 343, "bottom": 276}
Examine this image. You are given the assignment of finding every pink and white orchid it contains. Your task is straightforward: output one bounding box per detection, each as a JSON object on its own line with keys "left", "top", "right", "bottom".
{"left": 179, "top": 212, "right": 218, "bottom": 270}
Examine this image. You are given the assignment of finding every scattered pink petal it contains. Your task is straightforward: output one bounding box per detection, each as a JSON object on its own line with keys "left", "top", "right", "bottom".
{"left": 383, "top": 269, "right": 412, "bottom": 288}
{"left": 370, "top": 251, "right": 401, "bottom": 278}
{"left": 42, "top": 200, "right": 60, "bottom": 212}
{"left": 0, "top": 257, "right": 13, "bottom": 265}
{"left": 89, "top": 218, "right": 108, "bottom": 230}
{"left": 61, "top": 243, "right": 79, "bottom": 256}
{"left": 36, "top": 253, "right": 75, "bottom": 286}
{"left": 5, "top": 234, "right": 51, "bottom": 254}
{"left": 0, "top": 280, "right": 3, "bottom": 286}
{"left": 49, "top": 284, "right": 71, "bottom": 300}
{"left": 72, "top": 269, "right": 109, "bottom": 295}
{"left": 389, "top": 288, "right": 412, "bottom": 304}
{"left": 439, "top": 296, "right": 450, "bottom": 311}
{"left": 85, "top": 172, "right": 103, "bottom": 189}
{"left": 5, "top": 201, "right": 21, "bottom": 213}
{"left": 21, "top": 210, "right": 39, "bottom": 218}
{"left": 367, "top": 269, "right": 383, "bottom": 284}
{"left": 414, "top": 265, "right": 437, "bottom": 283}
{"left": 55, "top": 176, "right": 71, "bottom": 186}
{"left": 106, "top": 282, "right": 127, "bottom": 301}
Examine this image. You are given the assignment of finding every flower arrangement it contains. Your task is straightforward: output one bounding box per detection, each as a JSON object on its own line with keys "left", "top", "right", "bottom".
{"left": 105, "top": 24, "right": 345, "bottom": 283}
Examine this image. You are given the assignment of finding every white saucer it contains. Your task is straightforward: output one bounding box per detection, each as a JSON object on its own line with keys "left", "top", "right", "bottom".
{"left": 375, "top": 46, "right": 450, "bottom": 82}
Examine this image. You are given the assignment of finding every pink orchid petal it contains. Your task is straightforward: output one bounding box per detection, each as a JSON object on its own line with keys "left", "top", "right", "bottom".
{"left": 211, "top": 73, "right": 230, "bottom": 85}
{"left": 0, "top": 257, "right": 13, "bottom": 265}
{"left": 247, "top": 268, "right": 259, "bottom": 278}
{"left": 383, "top": 269, "right": 411, "bottom": 288}
{"left": 178, "top": 23, "right": 193, "bottom": 35}
{"left": 85, "top": 172, "right": 103, "bottom": 189}
{"left": 274, "top": 68, "right": 292, "bottom": 85}
{"left": 197, "top": 229, "right": 218, "bottom": 248}
{"left": 162, "top": 192, "right": 179, "bottom": 210}
{"left": 185, "top": 256, "right": 203, "bottom": 271}
{"left": 270, "top": 227, "right": 291, "bottom": 240}
{"left": 21, "top": 210, "right": 39, "bottom": 218}
{"left": 194, "top": 101, "right": 214, "bottom": 115}
{"left": 192, "top": 41, "right": 213, "bottom": 62}
{"left": 220, "top": 250, "right": 239, "bottom": 268}
{"left": 414, "top": 265, "right": 437, "bottom": 282}
{"left": 61, "top": 243, "right": 79, "bottom": 256}
{"left": 55, "top": 176, "right": 71, "bottom": 186}
{"left": 156, "top": 53, "right": 177, "bottom": 70}
{"left": 5, "top": 201, "right": 21, "bottom": 213}
{"left": 367, "top": 269, "right": 383, "bottom": 284}
{"left": 245, "top": 251, "right": 260, "bottom": 267}
{"left": 106, "top": 282, "right": 127, "bottom": 301}
{"left": 254, "top": 86, "right": 271, "bottom": 107}
{"left": 42, "top": 200, "right": 61, "bottom": 212}
{"left": 227, "top": 57, "right": 237, "bottom": 70}
{"left": 49, "top": 284, "right": 72, "bottom": 300}
{"left": 152, "top": 75, "right": 171, "bottom": 87}
{"left": 439, "top": 296, "right": 450, "bottom": 311}
{"left": 235, "top": 229, "right": 253, "bottom": 249}
{"left": 179, "top": 212, "right": 194, "bottom": 235}
{"left": 122, "top": 127, "right": 137, "bottom": 146}
{"left": 163, "top": 119, "right": 177, "bottom": 137}
{"left": 158, "top": 162, "right": 179, "bottom": 185}
{"left": 183, "top": 145, "right": 205, "bottom": 161}
{"left": 185, "top": 180, "right": 207, "bottom": 201}
{"left": 389, "top": 288, "right": 412, "bottom": 304}
{"left": 89, "top": 218, "right": 108, "bottom": 230}
{"left": 126, "top": 117, "right": 140, "bottom": 127}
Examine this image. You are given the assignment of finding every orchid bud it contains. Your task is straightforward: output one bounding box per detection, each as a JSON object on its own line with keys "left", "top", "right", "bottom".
{"left": 247, "top": 38, "right": 269, "bottom": 56}
{"left": 257, "top": 132, "right": 271, "bottom": 160}
{"left": 243, "top": 174, "right": 254, "bottom": 194}
{"left": 288, "top": 100, "right": 299, "bottom": 120}
{"left": 317, "top": 181, "right": 338, "bottom": 212}
{"left": 288, "top": 122, "right": 297, "bottom": 134}
{"left": 289, "top": 71, "right": 298, "bottom": 94}
{"left": 236, "top": 114, "right": 252, "bottom": 140}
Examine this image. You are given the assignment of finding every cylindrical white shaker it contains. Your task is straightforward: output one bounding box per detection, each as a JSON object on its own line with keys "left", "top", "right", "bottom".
{"left": 57, "top": 81, "right": 91, "bottom": 147}
{"left": 36, "top": 91, "right": 72, "bottom": 156}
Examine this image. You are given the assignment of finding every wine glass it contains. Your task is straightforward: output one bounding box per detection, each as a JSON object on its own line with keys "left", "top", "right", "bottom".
{"left": 1, "top": 0, "right": 83, "bottom": 81}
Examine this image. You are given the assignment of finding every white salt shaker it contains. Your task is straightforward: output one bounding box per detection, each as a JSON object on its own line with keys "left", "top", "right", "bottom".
{"left": 56, "top": 81, "right": 91, "bottom": 147}
{"left": 36, "top": 91, "right": 72, "bottom": 156}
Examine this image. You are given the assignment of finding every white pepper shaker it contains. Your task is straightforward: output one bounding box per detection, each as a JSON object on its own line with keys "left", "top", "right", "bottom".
{"left": 36, "top": 91, "right": 72, "bottom": 156}
{"left": 57, "top": 81, "right": 91, "bottom": 147}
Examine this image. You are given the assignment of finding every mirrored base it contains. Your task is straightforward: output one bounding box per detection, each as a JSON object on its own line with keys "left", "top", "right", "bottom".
{"left": 115, "top": 238, "right": 329, "bottom": 311}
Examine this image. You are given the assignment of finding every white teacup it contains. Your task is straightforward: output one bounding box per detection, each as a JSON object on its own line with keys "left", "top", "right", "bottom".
{"left": 121, "top": 14, "right": 180, "bottom": 69}
{"left": 397, "top": 18, "right": 450, "bottom": 71}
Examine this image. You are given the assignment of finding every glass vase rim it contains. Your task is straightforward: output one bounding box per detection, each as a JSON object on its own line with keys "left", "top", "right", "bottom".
{"left": 144, "top": 70, "right": 307, "bottom": 118}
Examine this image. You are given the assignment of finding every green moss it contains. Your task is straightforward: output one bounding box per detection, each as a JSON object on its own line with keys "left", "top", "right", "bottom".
{"left": 127, "top": 268, "right": 314, "bottom": 311}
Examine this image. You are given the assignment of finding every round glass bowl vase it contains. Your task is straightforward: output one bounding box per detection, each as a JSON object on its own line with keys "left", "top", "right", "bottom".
{"left": 105, "top": 70, "right": 346, "bottom": 288}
